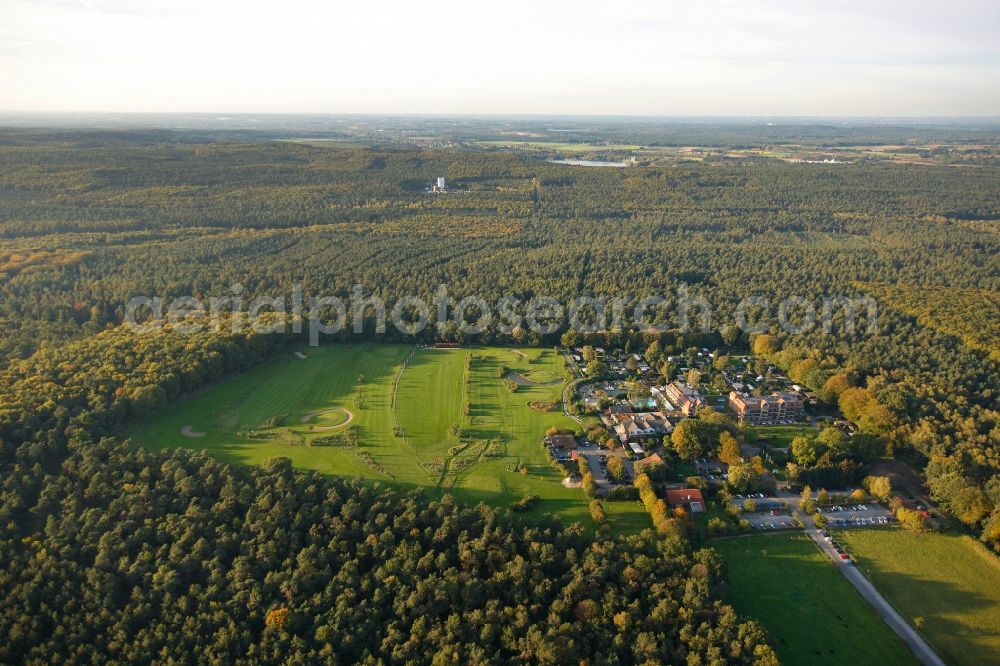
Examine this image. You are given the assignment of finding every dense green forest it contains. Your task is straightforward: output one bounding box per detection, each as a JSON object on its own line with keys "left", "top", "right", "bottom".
{"left": 0, "top": 127, "right": 998, "bottom": 660}
{"left": 3, "top": 441, "right": 775, "bottom": 663}
{"left": 0, "top": 323, "right": 776, "bottom": 663}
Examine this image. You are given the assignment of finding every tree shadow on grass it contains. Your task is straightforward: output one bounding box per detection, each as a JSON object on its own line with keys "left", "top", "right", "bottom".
{"left": 855, "top": 560, "right": 1000, "bottom": 665}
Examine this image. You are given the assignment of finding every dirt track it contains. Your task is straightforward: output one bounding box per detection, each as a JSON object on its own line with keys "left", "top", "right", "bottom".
{"left": 301, "top": 408, "right": 355, "bottom": 432}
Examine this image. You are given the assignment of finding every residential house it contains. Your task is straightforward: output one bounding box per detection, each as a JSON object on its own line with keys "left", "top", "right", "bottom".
{"left": 547, "top": 434, "right": 577, "bottom": 451}
{"left": 610, "top": 411, "right": 673, "bottom": 444}
{"left": 635, "top": 452, "right": 665, "bottom": 470}
{"left": 665, "top": 488, "right": 705, "bottom": 513}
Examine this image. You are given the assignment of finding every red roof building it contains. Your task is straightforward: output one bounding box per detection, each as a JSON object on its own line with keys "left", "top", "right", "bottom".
{"left": 664, "top": 488, "right": 705, "bottom": 513}
{"left": 636, "top": 453, "right": 665, "bottom": 469}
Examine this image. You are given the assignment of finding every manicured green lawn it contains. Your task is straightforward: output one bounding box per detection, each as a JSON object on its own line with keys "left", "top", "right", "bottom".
{"left": 602, "top": 500, "right": 651, "bottom": 536}
{"left": 128, "top": 343, "right": 406, "bottom": 481}
{"left": 129, "top": 344, "right": 642, "bottom": 534}
{"left": 395, "top": 347, "right": 466, "bottom": 462}
{"left": 835, "top": 527, "right": 1000, "bottom": 666}
{"left": 450, "top": 348, "right": 590, "bottom": 525}
{"left": 713, "top": 534, "right": 917, "bottom": 666}
{"left": 746, "top": 423, "right": 818, "bottom": 448}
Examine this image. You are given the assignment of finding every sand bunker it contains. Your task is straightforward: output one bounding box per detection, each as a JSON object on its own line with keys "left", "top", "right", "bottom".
{"left": 181, "top": 425, "right": 206, "bottom": 438}
{"left": 294, "top": 351, "right": 307, "bottom": 359}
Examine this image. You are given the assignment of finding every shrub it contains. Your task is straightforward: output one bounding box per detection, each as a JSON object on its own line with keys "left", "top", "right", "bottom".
{"left": 589, "top": 500, "right": 606, "bottom": 524}
{"left": 312, "top": 426, "right": 359, "bottom": 448}
{"left": 509, "top": 494, "right": 540, "bottom": 513}
{"left": 606, "top": 486, "right": 640, "bottom": 501}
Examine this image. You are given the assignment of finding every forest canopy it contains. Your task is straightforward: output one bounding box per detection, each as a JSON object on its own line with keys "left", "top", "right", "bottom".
{"left": 0, "top": 127, "right": 998, "bottom": 660}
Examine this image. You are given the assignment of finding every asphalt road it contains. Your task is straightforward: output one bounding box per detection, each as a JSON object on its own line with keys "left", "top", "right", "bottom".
{"left": 559, "top": 350, "right": 586, "bottom": 426}
{"left": 807, "top": 529, "right": 945, "bottom": 666}
{"left": 560, "top": 349, "right": 582, "bottom": 379}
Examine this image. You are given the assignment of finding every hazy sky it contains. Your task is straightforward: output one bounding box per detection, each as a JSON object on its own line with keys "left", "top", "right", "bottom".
{"left": 2, "top": 0, "right": 998, "bottom": 115}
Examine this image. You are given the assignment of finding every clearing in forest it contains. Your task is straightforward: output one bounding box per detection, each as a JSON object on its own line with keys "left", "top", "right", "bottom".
{"left": 713, "top": 533, "right": 918, "bottom": 666}
{"left": 834, "top": 527, "right": 1000, "bottom": 666}
{"left": 129, "top": 344, "right": 648, "bottom": 532}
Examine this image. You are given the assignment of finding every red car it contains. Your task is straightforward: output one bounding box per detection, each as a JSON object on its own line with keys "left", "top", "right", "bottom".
{"left": 839, "top": 553, "right": 849, "bottom": 560}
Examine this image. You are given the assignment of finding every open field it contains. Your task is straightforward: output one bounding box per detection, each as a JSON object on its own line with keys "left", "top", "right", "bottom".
{"left": 834, "top": 528, "right": 1000, "bottom": 666}
{"left": 394, "top": 347, "right": 466, "bottom": 466}
{"left": 475, "top": 140, "right": 645, "bottom": 152}
{"left": 602, "top": 501, "right": 652, "bottom": 536}
{"left": 713, "top": 534, "right": 918, "bottom": 666}
{"left": 469, "top": 140, "right": 1000, "bottom": 167}
{"left": 129, "top": 343, "right": 407, "bottom": 481}
{"left": 128, "top": 344, "right": 638, "bottom": 531}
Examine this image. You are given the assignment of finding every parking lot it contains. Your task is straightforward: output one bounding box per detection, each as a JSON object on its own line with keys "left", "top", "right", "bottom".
{"left": 817, "top": 503, "right": 895, "bottom": 527}
{"left": 694, "top": 458, "right": 729, "bottom": 483}
{"left": 745, "top": 513, "right": 798, "bottom": 530}
{"left": 577, "top": 446, "right": 634, "bottom": 491}
{"left": 729, "top": 494, "right": 798, "bottom": 530}
{"left": 730, "top": 494, "right": 895, "bottom": 531}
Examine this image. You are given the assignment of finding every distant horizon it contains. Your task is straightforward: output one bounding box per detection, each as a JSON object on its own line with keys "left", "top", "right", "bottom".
{"left": 2, "top": 110, "right": 999, "bottom": 123}
{"left": 3, "top": 1, "right": 998, "bottom": 117}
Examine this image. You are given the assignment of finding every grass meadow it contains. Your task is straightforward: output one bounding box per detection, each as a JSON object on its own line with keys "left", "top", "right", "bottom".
{"left": 834, "top": 527, "right": 1000, "bottom": 666}
{"left": 713, "top": 534, "right": 917, "bottom": 666}
{"left": 128, "top": 344, "right": 649, "bottom": 533}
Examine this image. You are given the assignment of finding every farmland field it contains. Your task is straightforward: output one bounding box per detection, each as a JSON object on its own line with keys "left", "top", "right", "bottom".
{"left": 128, "top": 344, "right": 631, "bottom": 530}
{"left": 834, "top": 528, "right": 1000, "bottom": 666}
{"left": 475, "top": 140, "right": 645, "bottom": 152}
{"left": 713, "top": 534, "right": 917, "bottom": 666}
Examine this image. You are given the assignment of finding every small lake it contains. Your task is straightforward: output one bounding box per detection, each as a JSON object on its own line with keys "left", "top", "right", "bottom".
{"left": 548, "top": 159, "right": 629, "bottom": 168}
